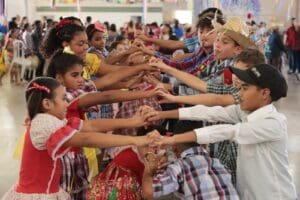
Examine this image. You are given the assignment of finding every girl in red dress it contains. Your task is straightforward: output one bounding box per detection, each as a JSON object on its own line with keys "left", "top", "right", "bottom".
{"left": 46, "top": 50, "right": 159, "bottom": 199}
{"left": 2, "top": 77, "right": 159, "bottom": 200}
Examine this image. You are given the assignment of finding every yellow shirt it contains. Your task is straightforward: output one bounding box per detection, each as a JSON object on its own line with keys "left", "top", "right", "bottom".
{"left": 83, "top": 53, "right": 102, "bottom": 80}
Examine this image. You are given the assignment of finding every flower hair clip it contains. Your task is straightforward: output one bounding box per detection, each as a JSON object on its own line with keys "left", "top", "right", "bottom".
{"left": 63, "top": 46, "right": 75, "bottom": 55}
{"left": 26, "top": 82, "right": 50, "bottom": 94}
{"left": 55, "top": 19, "right": 73, "bottom": 30}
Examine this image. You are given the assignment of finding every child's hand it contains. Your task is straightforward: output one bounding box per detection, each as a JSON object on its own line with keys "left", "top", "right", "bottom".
{"left": 154, "top": 136, "right": 175, "bottom": 147}
{"left": 140, "top": 106, "right": 161, "bottom": 123}
{"left": 147, "top": 129, "right": 162, "bottom": 142}
{"left": 149, "top": 58, "right": 170, "bottom": 72}
{"left": 125, "top": 73, "right": 144, "bottom": 89}
{"left": 126, "top": 46, "right": 140, "bottom": 55}
{"left": 138, "top": 45, "right": 155, "bottom": 56}
{"left": 142, "top": 73, "right": 161, "bottom": 86}
{"left": 134, "top": 130, "right": 162, "bottom": 147}
{"left": 134, "top": 135, "right": 154, "bottom": 147}
{"left": 131, "top": 106, "right": 158, "bottom": 127}
{"left": 132, "top": 38, "right": 145, "bottom": 48}
{"left": 155, "top": 87, "right": 176, "bottom": 104}
{"left": 136, "top": 33, "right": 149, "bottom": 42}
{"left": 127, "top": 51, "right": 145, "bottom": 65}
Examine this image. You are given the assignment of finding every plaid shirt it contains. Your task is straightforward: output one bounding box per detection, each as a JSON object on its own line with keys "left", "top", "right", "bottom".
{"left": 66, "top": 80, "right": 113, "bottom": 119}
{"left": 207, "top": 84, "right": 240, "bottom": 104}
{"left": 113, "top": 83, "right": 162, "bottom": 136}
{"left": 200, "top": 59, "right": 234, "bottom": 84}
{"left": 155, "top": 48, "right": 214, "bottom": 75}
{"left": 183, "top": 35, "right": 199, "bottom": 53}
{"left": 205, "top": 83, "right": 240, "bottom": 180}
{"left": 152, "top": 146, "right": 239, "bottom": 200}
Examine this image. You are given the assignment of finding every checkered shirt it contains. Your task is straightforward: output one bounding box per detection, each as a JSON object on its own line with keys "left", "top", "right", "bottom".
{"left": 155, "top": 48, "right": 214, "bottom": 75}
{"left": 183, "top": 35, "right": 199, "bottom": 53}
{"left": 113, "top": 83, "right": 162, "bottom": 136}
{"left": 152, "top": 146, "right": 239, "bottom": 200}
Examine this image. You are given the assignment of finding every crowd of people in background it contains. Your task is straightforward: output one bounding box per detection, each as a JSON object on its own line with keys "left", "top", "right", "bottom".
{"left": 0, "top": 8, "right": 299, "bottom": 200}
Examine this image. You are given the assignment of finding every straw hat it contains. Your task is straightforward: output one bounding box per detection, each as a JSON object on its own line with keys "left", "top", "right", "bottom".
{"left": 212, "top": 17, "right": 255, "bottom": 48}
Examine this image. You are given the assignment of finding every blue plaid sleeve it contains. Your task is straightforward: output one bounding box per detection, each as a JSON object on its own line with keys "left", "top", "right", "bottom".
{"left": 154, "top": 49, "right": 205, "bottom": 73}
{"left": 152, "top": 163, "right": 182, "bottom": 198}
{"left": 183, "top": 36, "right": 199, "bottom": 53}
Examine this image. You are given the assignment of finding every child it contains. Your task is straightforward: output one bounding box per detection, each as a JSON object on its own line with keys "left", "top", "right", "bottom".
{"left": 87, "top": 126, "right": 167, "bottom": 200}
{"left": 2, "top": 77, "right": 156, "bottom": 200}
{"left": 142, "top": 133, "right": 239, "bottom": 199}
{"left": 46, "top": 51, "right": 158, "bottom": 198}
{"left": 4, "top": 27, "right": 22, "bottom": 84}
{"left": 86, "top": 21, "right": 110, "bottom": 59}
{"left": 47, "top": 51, "right": 156, "bottom": 120}
{"left": 150, "top": 64, "right": 297, "bottom": 199}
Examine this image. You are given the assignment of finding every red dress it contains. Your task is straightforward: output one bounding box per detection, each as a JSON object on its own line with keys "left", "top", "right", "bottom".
{"left": 2, "top": 114, "right": 82, "bottom": 200}
{"left": 86, "top": 148, "right": 144, "bottom": 200}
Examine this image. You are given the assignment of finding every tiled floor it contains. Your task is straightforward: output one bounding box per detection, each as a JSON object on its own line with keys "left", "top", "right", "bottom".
{"left": 0, "top": 71, "right": 299, "bottom": 198}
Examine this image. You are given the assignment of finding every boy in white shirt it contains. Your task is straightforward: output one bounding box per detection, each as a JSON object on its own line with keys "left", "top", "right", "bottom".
{"left": 150, "top": 64, "right": 297, "bottom": 199}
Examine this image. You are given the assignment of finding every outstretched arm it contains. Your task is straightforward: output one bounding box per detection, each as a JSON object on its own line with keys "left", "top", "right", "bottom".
{"left": 137, "top": 34, "right": 185, "bottom": 50}
{"left": 150, "top": 59, "right": 208, "bottom": 92}
{"left": 105, "top": 47, "right": 140, "bottom": 65}
{"left": 81, "top": 106, "right": 158, "bottom": 132}
{"left": 77, "top": 89, "right": 155, "bottom": 109}
{"left": 64, "top": 131, "right": 151, "bottom": 148}
{"left": 156, "top": 90, "right": 235, "bottom": 107}
{"left": 93, "top": 64, "right": 152, "bottom": 90}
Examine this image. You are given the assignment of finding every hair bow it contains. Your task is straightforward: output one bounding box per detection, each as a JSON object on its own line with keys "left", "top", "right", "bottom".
{"left": 94, "top": 21, "right": 107, "bottom": 33}
{"left": 55, "top": 19, "right": 73, "bottom": 30}
{"left": 26, "top": 82, "right": 50, "bottom": 94}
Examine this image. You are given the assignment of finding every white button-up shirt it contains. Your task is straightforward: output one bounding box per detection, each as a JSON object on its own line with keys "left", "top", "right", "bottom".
{"left": 179, "top": 104, "right": 297, "bottom": 200}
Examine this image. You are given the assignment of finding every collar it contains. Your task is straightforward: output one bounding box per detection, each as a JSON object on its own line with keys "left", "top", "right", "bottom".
{"left": 246, "top": 104, "right": 276, "bottom": 122}
{"left": 180, "top": 146, "right": 208, "bottom": 158}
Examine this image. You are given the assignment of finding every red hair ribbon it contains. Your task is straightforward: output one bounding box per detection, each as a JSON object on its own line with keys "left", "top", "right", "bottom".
{"left": 26, "top": 82, "right": 50, "bottom": 94}
{"left": 55, "top": 19, "right": 73, "bottom": 30}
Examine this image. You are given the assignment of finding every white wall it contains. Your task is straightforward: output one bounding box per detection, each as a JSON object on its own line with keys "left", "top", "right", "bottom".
{"left": 2, "top": 0, "right": 299, "bottom": 29}
{"left": 35, "top": 11, "right": 163, "bottom": 29}
{"left": 28, "top": 0, "right": 163, "bottom": 29}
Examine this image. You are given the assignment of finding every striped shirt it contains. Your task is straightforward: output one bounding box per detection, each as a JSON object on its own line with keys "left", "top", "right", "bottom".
{"left": 152, "top": 146, "right": 239, "bottom": 200}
